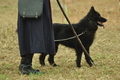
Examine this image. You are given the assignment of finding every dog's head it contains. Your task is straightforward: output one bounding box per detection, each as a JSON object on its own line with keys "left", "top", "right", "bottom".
{"left": 87, "top": 6, "right": 107, "bottom": 27}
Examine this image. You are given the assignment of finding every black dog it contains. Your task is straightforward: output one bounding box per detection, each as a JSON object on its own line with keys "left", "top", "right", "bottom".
{"left": 39, "top": 6, "right": 107, "bottom": 68}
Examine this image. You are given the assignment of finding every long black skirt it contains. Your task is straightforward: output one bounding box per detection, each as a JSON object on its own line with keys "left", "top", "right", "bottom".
{"left": 17, "top": 0, "right": 55, "bottom": 56}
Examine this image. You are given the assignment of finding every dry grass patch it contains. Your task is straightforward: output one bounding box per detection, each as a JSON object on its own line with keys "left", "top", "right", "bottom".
{"left": 0, "top": 0, "right": 120, "bottom": 80}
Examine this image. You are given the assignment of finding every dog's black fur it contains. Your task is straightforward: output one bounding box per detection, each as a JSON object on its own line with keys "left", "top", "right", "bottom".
{"left": 39, "top": 6, "right": 107, "bottom": 68}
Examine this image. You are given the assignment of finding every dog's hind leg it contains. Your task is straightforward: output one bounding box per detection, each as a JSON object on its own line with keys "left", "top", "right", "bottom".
{"left": 39, "top": 54, "right": 47, "bottom": 66}
{"left": 48, "top": 54, "right": 57, "bottom": 66}
{"left": 48, "top": 42, "right": 59, "bottom": 66}
{"left": 55, "top": 42, "right": 59, "bottom": 52}
{"left": 75, "top": 48, "right": 83, "bottom": 68}
{"left": 47, "top": 42, "right": 59, "bottom": 66}
{"left": 84, "top": 47, "right": 92, "bottom": 67}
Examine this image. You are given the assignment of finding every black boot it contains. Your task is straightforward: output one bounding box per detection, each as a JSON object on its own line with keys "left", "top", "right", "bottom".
{"left": 19, "top": 54, "right": 41, "bottom": 75}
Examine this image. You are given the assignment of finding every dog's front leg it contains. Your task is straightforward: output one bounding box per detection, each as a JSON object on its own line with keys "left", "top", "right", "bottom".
{"left": 84, "top": 47, "right": 92, "bottom": 67}
{"left": 75, "top": 48, "right": 83, "bottom": 68}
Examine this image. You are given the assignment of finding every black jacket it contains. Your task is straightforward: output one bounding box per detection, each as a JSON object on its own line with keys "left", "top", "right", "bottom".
{"left": 17, "top": 0, "right": 55, "bottom": 56}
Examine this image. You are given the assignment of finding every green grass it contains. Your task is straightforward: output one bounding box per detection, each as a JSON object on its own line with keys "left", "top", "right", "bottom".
{"left": 0, "top": 74, "right": 8, "bottom": 80}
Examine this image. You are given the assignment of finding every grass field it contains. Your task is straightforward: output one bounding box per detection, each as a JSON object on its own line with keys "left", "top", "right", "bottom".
{"left": 0, "top": 0, "right": 120, "bottom": 80}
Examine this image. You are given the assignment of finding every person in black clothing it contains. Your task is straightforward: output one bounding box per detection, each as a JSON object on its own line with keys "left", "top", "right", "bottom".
{"left": 17, "top": 0, "right": 55, "bottom": 75}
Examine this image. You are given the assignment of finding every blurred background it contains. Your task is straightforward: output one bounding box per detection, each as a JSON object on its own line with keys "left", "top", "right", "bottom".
{"left": 0, "top": 0, "right": 120, "bottom": 80}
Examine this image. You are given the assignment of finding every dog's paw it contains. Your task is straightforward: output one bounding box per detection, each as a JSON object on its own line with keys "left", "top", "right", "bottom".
{"left": 52, "top": 63, "right": 58, "bottom": 67}
{"left": 88, "top": 63, "right": 93, "bottom": 67}
{"left": 41, "top": 64, "right": 45, "bottom": 66}
{"left": 77, "top": 65, "right": 81, "bottom": 68}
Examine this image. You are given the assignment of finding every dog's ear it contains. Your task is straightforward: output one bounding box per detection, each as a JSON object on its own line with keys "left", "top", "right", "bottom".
{"left": 90, "top": 6, "right": 95, "bottom": 12}
{"left": 87, "top": 6, "right": 96, "bottom": 20}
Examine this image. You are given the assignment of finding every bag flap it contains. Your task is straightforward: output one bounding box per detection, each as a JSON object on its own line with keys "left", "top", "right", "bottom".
{"left": 18, "top": 0, "right": 44, "bottom": 18}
